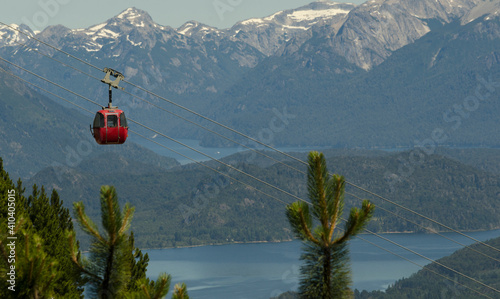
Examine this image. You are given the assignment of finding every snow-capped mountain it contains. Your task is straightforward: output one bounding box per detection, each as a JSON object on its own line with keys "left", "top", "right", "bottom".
{"left": 225, "top": 1, "right": 355, "bottom": 56}
{"left": 1, "top": 0, "right": 495, "bottom": 76}
{"left": 174, "top": 2, "right": 355, "bottom": 56}
{"left": 69, "top": 7, "right": 174, "bottom": 52}
{"left": 0, "top": 0, "right": 500, "bottom": 149}
{"left": 0, "top": 24, "right": 34, "bottom": 47}
{"left": 0, "top": 2, "right": 358, "bottom": 99}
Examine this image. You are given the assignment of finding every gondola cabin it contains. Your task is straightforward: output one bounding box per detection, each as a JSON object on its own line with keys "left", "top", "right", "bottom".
{"left": 91, "top": 106, "right": 128, "bottom": 145}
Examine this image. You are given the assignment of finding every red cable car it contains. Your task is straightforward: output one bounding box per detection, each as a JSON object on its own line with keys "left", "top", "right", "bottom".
{"left": 91, "top": 105, "right": 128, "bottom": 144}
{"left": 90, "top": 68, "right": 129, "bottom": 145}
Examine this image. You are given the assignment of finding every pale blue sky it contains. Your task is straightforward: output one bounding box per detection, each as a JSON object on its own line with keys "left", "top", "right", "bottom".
{"left": 2, "top": 0, "right": 363, "bottom": 31}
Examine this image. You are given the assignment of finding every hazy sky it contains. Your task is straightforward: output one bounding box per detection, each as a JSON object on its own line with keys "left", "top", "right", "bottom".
{"left": 1, "top": 0, "right": 363, "bottom": 32}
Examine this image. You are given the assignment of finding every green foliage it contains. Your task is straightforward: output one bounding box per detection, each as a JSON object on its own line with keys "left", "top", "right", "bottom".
{"left": 140, "top": 273, "right": 172, "bottom": 299}
{"left": 16, "top": 229, "right": 59, "bottom": 298}
{"left": 69, "top": 185, "right": 136, "bottom": 298}
{"left": 27, "top": 186, "right": 83, "bottom": 296}
{"left": 69, "top": 185, "right": 183, "bottom": 299}
{"left": 172, "top": 283, "right": 189, "bottom": 299}
{"left": 124, "top": 233, "right": 174, "bottom": 299}
{"left": 126, "top": 232, "right": 149, "bottom": 292}
{"left": 286, "top": 152, "right": 374, "bottom": 298}
{"left": 1, "top": 158, "right": 189, "bottom": 298}
{"left": 0, "top": 215, "right": 62, "bottom": 299}
{"left": 0, "top": 158, "right": 83, "bottom": 298}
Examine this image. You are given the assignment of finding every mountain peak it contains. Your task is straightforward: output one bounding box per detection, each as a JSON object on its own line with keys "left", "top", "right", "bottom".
{"left": 0, "top": 24, "right": 33, "bottom": 47}
{"left": 116, "top": 7, "right": 148, "bottom": 19}
{"left": 113, "top": 7, "right": 154, "bottom": 26}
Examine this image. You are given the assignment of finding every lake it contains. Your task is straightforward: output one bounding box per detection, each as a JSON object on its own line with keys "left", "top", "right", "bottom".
{"left": 145, "top": 229, "right": 500, "bottom": 299}
{"left": 128, "top": 135, "right": 322, "bottom": 165}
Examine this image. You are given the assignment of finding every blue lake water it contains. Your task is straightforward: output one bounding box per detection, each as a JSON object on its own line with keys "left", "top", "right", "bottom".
{"left": 145, "top": 229, "right": 500, "bottom": 299}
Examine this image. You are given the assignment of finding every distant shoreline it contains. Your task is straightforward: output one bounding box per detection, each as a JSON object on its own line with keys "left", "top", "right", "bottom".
{"left": 140, "top": 227, "right": 500, "bottom": 251}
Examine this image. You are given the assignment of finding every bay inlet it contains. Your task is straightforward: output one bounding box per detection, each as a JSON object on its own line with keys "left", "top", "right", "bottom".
{"left": 145, "top": 229, "right": 500, "bottom": 299}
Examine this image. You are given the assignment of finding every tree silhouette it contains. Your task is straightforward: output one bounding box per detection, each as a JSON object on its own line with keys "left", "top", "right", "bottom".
{"left": 286, "top": 152, "right": 374, "bottom": 298}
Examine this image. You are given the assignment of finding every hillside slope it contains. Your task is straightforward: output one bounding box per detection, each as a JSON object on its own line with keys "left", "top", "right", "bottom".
{"left": 0, "top": 66, "right": 179, "bottom": 179}
{"left": 209, "top": 15, "right": 500, "bottom": 147}
{"left": 356, "top": 235, "right": 500, "bottom": 298}
{"left": 27, "top": 149, "right": 500, "bottom": 249}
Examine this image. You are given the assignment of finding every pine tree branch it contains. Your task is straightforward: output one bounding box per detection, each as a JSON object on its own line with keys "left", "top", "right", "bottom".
{"left": 67, "top": 230, "right": 101, "bottom": 282}
{"left": 74, "top": 202, "right": 106, "bottom": 245}
{"left": 104, "top": 187, "right": 118, "bottom": 244}
{"left": 298, "top": 207, "right": 320, "bottom": 245}
{"left": 118, "top": 205, "right": 135, "bottom": 237}
{"left": 328, "top": 177, "right": 344, "bottom": 243}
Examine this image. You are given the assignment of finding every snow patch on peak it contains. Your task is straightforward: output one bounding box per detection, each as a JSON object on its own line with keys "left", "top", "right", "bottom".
{"left": 126, "top": 35, "right": 142, "bottom": 46}
{"left": 247, "top": 2, "right": 355, "bottom": 25}
{"left": 177, "top": 22, "right": 198, "bottom": 35}
{"left": 288, "top": 8, "right": 351, "bottom": 21}
{"left": 117, "top": 7, "right": 142, "bottom": 20}
{"left": 240, "top": 18, "right": 266, "bottom": 25}
{"left": 177, "top": 21, "right": 220, "bottom": 38}
{"left": 114, "top": 7, "right": 153, "bottom": 27}
{"left": 263, "top": 11, "right": 282, "bottom": 22}
{"left": 88, "top": 23, "right": 106, "bottom": 32}
{"left": 0, "top": 24, "right": 32, "bottom": 46}
{"left": 461, "top": 0, "right": 500, "bottom": 24}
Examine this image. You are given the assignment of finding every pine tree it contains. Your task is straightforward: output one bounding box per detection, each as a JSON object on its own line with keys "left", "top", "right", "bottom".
{"left": 286, "top": 152, "right": 375, "bottom": 299}
{"left": 69, "top": 185, "right": 178, "bottom": 298}
{"left": 69, "top": 185, "right": 135, "bottom": 298}
{"left": 27, "top": 186, "right": 84, "bottom": 297}
{"left": 125, "top": 232, "right": 174, "bottom": 299}
{"left": 0, "top": 158, "right": 83, "bottom": 298}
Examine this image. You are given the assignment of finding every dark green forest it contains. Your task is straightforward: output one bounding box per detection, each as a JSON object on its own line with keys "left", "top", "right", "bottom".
{"left": 23, "top": 148, "right": 500, "bottom": 250}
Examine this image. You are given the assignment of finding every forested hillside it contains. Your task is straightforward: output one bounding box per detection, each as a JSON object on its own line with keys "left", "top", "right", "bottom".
{"left": 26, "top": 148, "right": 500, "bottom": 249}
{"left": 355, "top": 236, "right": 500, "bottom": 298}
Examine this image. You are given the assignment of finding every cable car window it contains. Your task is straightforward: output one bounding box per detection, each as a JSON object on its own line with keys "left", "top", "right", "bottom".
{"left": 107, "top": 115, "right": 118, "bottom": 128}
{"left": 93, "top": 113, "right": 104, "bottom": 128}
{"left": 120, "top": 112, "right": 128, "bottom": 127}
